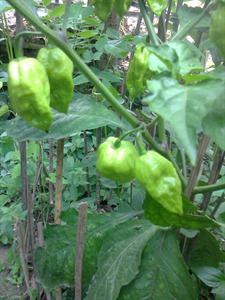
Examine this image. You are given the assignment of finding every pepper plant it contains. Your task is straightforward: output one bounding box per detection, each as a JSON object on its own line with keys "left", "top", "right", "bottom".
{"left": 1, "top": 0, "right": 225, "bottom": 299}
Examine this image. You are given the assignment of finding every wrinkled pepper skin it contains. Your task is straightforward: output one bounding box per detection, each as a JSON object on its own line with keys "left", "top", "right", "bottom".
{"left": 8, "top": 57, "right": 52, "bottom": 131}
{"left": 96, "top": 137, "right": 138, "bottom": 183}
{"left": 37, "top": 47, "right": 74, "bottom": 113}
{"left": 134, "top": 151, "right": 183, "bottom": 215}
{"left": 209, "top": 5, "right": 225, "bottom": 59}
{"left": 126, "top": 43, "right": 152, "bottom": 99}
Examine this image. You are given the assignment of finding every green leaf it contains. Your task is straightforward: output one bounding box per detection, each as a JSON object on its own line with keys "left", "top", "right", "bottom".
{"left": 68, "top": 3, "right": 94, "bottom": 21}
{"left": 146, "top": 0, "right": 167, "bottom": 16}
{"left": 0, "top": 0, "right": 11, "bottom": 12}
{"left": 35, "top": 209, "right": 144, "bottom": 292}
{"left": 168, "top": 40, "right": 203, "bottom": 76}
{"left": 187, "top": 230, "right": 225, "bottom": 271}
{"left": 194, "top": 266, "right": 225, "bottom": 299}
{"left": 195, "top": 266, "right": 224, "bottom": 287}
{"left": 1, "top": 95, "right": 127, "bottom": 141}
{"left": 93, "top": 0, "right": 115, "bottom": 21}
{"left": 48, "top": 4, "right": 65, "bottom": 17}
{"left": 148, "top": 44, "right": 177, "bottom": 74}
{"left": 202, "top": 112, "right": 225, "bottom": 152}
{"left": 104, "top": 39, "right": 131, "bottom": 58}
{"left": 119, "top": 230, "right": 198, "bottom": 300}
{"left": 78, "top": 30, "right": 98, "bottom": 39}
{"left": 178, "top": 5, "right": 211, "bottom": 31}
{"left": 0, "top": 105, "right": 8, "bottom": 117}
{"left": 42, "top": 0, "right": 51, "bottom": 5}
{"left": 144, "top": 76, "right": 225, "bottom": 164}
{"left": 143, "top": 193, "right": 220, "bottom": 229}
{"left": 86, "top": 220, "right": 159, "bottom": 300}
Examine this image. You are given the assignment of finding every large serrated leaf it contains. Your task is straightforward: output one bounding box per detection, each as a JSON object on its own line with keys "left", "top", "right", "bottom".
{"left": 168, "top": 40, "right": 203, "bottom": 75}
{"left": 118, "top": 230, "right": 198, "bottom": 300}
{"left": 144, "top": 76, "right": 225, "bottom": 164}
{"left": 186, "top": 230, "right": 225, "bottom": 271}
{"left": 85, "top": 220, "right": 158, "bottom": 300}
{"left": 1, "top": 95, "right": 127, "bottom": 141}
{"left": 143, "top": 193, "right": 220, "bottom": 229}
{"left": 35, "top": 209, "right": 143, "bottom": 292}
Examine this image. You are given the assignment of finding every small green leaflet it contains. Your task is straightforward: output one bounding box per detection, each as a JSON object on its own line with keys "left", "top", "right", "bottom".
{"left": 146, "top": 0, "right": 167, "bottom": 16}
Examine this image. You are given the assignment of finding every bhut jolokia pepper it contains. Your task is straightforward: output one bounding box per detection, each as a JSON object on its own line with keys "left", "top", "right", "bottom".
{"left": 96, "top": 137, "right": 138, "bottom": 183}
{"left": 209, "top": 4, "right": 225, "bottom": 59}
{"left": 126, "top": 43, "right": 152, "bottom": 99}
{"left": 8, "top": 57, "right": 52, "bottom": 131}
{"left": 37, "top": 47, "right": 74, "bottom": 114}
{"left": 134, "top": 150, "right": 183, "bottom": 215}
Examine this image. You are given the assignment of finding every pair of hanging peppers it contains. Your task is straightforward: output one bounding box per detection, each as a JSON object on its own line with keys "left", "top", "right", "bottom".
{"left": 8, "top": 47, "right": 74, "bottom": 131}
{"left": 96, "top": 136, "right": 183, "bottom": 215}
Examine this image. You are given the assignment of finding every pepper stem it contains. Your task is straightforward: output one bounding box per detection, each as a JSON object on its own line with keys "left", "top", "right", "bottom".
{"left": 114, "top": 125, "right": 144, "bottom": 148}
{"left": 136, "top": 132, "right": 147, "bottom": 155}
{"left": 14, "top": 31, "right": 43, "bottom": 58}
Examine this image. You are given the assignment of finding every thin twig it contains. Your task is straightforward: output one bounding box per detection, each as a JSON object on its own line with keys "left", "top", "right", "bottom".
{"left": 139, "top": 0, "right": 160, "bottom": 45}
{"left": 16, "top": 222, "right": 30, "bottom": 290}
{"left": 158, "top": 12, "right": 166, "bottom": 42}
{"left": 193, "top": 182, "right": 225, "bottom": 195}
{"left": 200, "top": 148, "right": 225, "bottom": 211}
{"left": 54, "top": 139, "right": 64, "bottom": 224}
{"left": 211, "top": 192, "right": 225, "bottom": 218}
{"left": 37, "top": 222, "right": 44, "bottom": 248}
{"left": 165, "top": 0, "right": 173, "bottom": 32}
{"left": 185, "top": 135, "right": 210, "bottom": 199}
{"left": 48, "top": 139, "right": 55, "bottom": 205}
{"left": 96, "top": 128, "right": 102, "bottom": 208}
{"left": 75, "top": 202, "right": 88, "bottom": 300}
{"left": 83, "top": 131, "right": 91, "bottom": 196}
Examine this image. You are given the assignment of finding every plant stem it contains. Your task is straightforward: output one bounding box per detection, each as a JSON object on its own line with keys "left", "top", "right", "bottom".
{"left": 158, "top": 12, "right": 166, "bottom": 42}
{"left": 172, "top": 2, "right": 213, "bottom": 40}
{"left": 75, "top": 202, "right": 88, "bottom": 300}
{"left": 211, "top": 192, "right": 225, "bottom": 218}
{"left": 138, "top": 0, "right": 160, "bottom": 45}
{"left": 54, "top": 139, "right": 64, "bottom": 224}
{"left": 83, "top": 130, "right": 91, "bottom": 196}
{"left": 136, "top": 132, "right": 147, "bottom": 155}
{"left": 14, "top": 31, "right": 42, "bottom": 57}
{"left": 193, "top": 182, "right": 225, "bottom": 195}
{"left": 200, "top": 148, "right": 225, "bottom": 211}
{"left": 185, "top": 135, "right": 210, "bottom": 198}
{"left": 1, "top": 13, "right": 14, "bottom": 60}
{"left": 157, "top": 116, "right": 166, "bottom": 144}
{"left": 115, "top": 125, "right": 144, "bottom": 146}
{"left": 165, "top": 0, "right": 173, "bottom": 32}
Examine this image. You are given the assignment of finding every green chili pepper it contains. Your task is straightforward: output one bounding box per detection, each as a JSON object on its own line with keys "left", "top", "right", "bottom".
{"left": 135, "top": 150, "right": 183, "bottom": 215}
{"left": 37, "top": 47, "right": 74, "bottom": 114}
{"left": 96, "top": 137, "right": 138, "bottom": 183}
{"left": 8, "top": 57, "right": 52, "bottom": 131}
{"left": 126, "top": 43, "right": 152, "bottom": 99}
